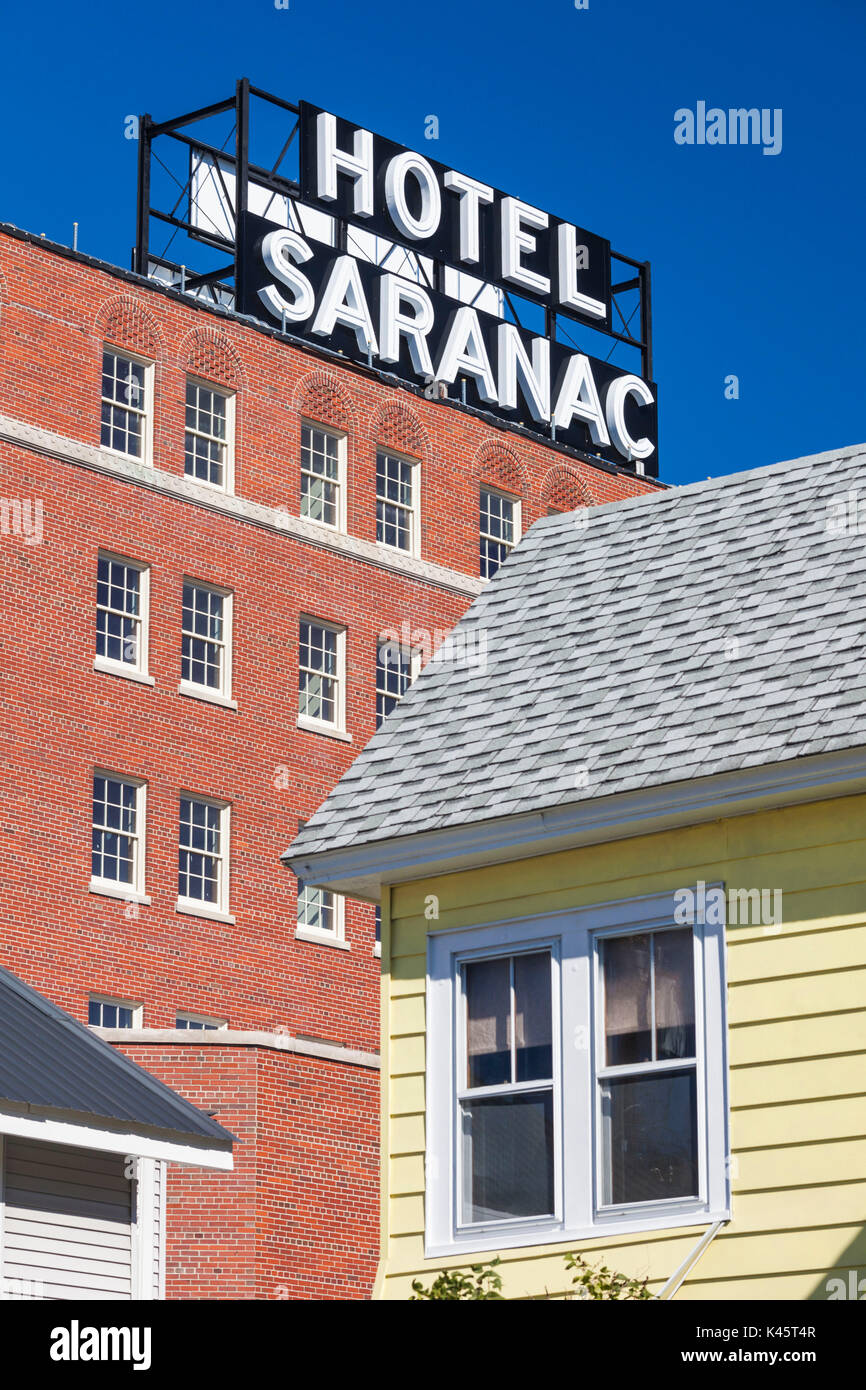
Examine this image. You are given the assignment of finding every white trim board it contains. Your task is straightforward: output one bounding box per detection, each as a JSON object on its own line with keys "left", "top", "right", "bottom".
{"left": 287, "top": 745, "right": 866, "bottom": 899}
{"left": 0, "top": 1106, "right": 233, "bottom": 1171}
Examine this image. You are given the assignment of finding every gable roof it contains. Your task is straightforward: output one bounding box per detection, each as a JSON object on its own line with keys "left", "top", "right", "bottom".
{"left": 287, "top": 442, "right": 866, "bottom": 875}
{"left": 0, "top": 963, "right": 233, "bottom": 1149}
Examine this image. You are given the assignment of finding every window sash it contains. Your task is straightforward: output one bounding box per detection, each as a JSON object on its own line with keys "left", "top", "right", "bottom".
{"left": 181, "top": 583, "right": 228, "bottom": 693}
{"left": 96, "top": 556, "right": 144, "bottom": 668}
{"left": 91, "top": 774, "right": 141, "bottom": 887}
{"left": 178, "top": 797, "right": 227, "bottom": 907}
{"left": 301, "top": 424, "right": 343, "bottom": 528}
{"left": 184, "top": 380, "right": 231, "bottom": 488}
{"left": 297, "top": 880, "right": 340, "bottom": 935}
{"left": 480, "top": 488, "right": 518, "bottom": 579}
{"left": 376, "top": 451, "right": 417, "bottom": 552}
{"left": 299, "top": 620, "right": 343, "bottom": 728}
{"left": 101, "top": 350, "right": 149, "bottom": 459}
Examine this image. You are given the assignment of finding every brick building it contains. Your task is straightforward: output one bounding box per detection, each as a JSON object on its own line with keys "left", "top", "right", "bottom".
{"left": 0, "top": 216, "right": 659, "bottom": 1298}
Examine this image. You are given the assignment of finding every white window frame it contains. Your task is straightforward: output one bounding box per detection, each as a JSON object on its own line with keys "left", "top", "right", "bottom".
{"left": 300, "top": 420, "right": 347, "bottom": 533}
{"left": 100, "top": 345, "right": 154, "bottom": 467}
{"left": 295, "top": 880, "right": 348, "bottom": 950}
{"left": 87, "top": 993, "right": 143, "bottom": 1029}
{"left": 175, "top": 1011, "right": 228, "bottom": 1031}
{"left": 177, "top": 578, "right": 236, "bottom": 709}
{"left": 375, "top": 448, "right": 421, "bottom": 557}
{"left": 425, "top": 888, "right": 730, "bottom": 1258}
{"left": 93, "top": 550, "right": 154, "bottom": 686}
{"left": 297, "top": 616, "right": 349, "bottom": 740}
{"left": 89, "top": 770, "right": 149, "bottom": 904}
{"left": 184, "top": 375, "right": 236, "bottom": 494}
{"left": 175, "top": 794, "right": 234, "bottom": 924}
{"left": 479, "top": 485, "right": 521, "bottom": 580}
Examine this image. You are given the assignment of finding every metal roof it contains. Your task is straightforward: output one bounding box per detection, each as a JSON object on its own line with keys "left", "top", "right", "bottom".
{"left": 287, "top": 441, "right": 866, "bottom": 863}
{"left": 0, "top": 963, "right": 232, "bottom": 1145}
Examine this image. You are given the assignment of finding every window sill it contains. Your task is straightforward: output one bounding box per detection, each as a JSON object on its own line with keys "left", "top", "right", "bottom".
{"left": 425, "top": 1204, "right": 731, "bottom": 1260}
{"left": 184, "top": 472, "right": 234, "bottom": 496}
{"left": 100, "top": 445, "right": 152, "bottom": 468}
{"left": 376, "top": 539, "right": 418, "bottom": 559}
{"left": 175, "top": 900, "right": 236, "bottom": 925}
{"left": 89, "top": 879, "right": 151, "bottom": 905}
{"left": 294, "top": 928, "right": 350, "bottom": 951}
{"left": 178, "top": 681, "right": 238, "bottom": 710}
{"left": 300, "top": 514, "right": 346, "bottom": 536}
{"left": 296, "top": 717, "right": 352, "bottom": 743}
{"left": 93, "top": 656, "right": 155, "bottom": 687}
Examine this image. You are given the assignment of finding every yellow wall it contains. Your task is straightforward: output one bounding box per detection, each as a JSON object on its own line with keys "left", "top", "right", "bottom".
{"left": 375, "top": 792, "right": 866, "bottom": 1300}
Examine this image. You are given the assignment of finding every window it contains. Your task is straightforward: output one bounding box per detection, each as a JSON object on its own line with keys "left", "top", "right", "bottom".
{"left": 91, "top": 772, "right": 146, "bottom": 899}
{"left": 175, "top": 1012, "right": 227, "bottom": 1031}
{"left": 179, "top": 580, "right": 234, "bottom": 705}
{"left": 375, "top": 638, "right": 422, "bottom": 728}
{"left": 426, "top": 890, "right": 729, "bottom": 1257}
{"left": 88, "top": 995, "right": 141, "bottom": 1029}
{"left": 95, "top": 553, "right": 150, "bottom": 679}
{"left": 184, "top": 378, "right": 235, "bottom": 491}
{"left": 480, "top": 487, "right": 520, "bottom": 579}
{"left": 376, "top": 450, "right": 419, "bottom": 554}
{"left": 298, "top": 618, "right": 346, "bottom": 735}
{"left": 101, "top": 348, "right": 152, "bottom": 462}
{"left": 177, "top": 795, "right": 231, "bottom": 919}
{"left": 296, "top": 879, "right": 346, "bottom": 946}
{"left": 374, "top": 905, "right": 382, "bottom": 958}
{"left": 301, "top": 423, "right": 345, "bottom": 530}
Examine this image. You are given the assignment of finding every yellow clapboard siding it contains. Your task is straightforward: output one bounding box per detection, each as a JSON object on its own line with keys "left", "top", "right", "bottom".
{"left": 390, "top": 1154, "right": 425, "bottom": 1197}
{"left": 390, "top": 1192, "right": 426, "bottom": 1236}
{"left": 728, "top": 1010, "right": 866, "bottom": 1066}
{"left": 389, "top": 954, "right": 426, "bottom": 992}
{"left": 677, "top": 1270, "right": 852, "bottom": 1301}
{"left": 389, "top": 1035, "right": 425, "bottom": 1076}
{"left": 389, "top": 993, "right": 425, "bottom": 1037}
{"left": 732, "top": 1095, "right": 866, "bottom": 1149}
{"left": 730, "top": 1182, "right": 866, "bottom": 1229}
{"left": 734, "top": 1139, "right": 866, "bottom": 1191}
{"left": 389, "top": 1074, "right": 425, "bottom": 1117}
{"left": 390, "top": 1113, "right": 425, "bottom": 1156}
{"left": 698, "top": 1225, "right": 866, "bottom": 1279}
{"left": 727, "top": 923, "right": 866, "bottom": 983}
{"left": 729, "top": 967, "right": 866, "bottom": 1024}
{"left": 730, "top": 1058, "right": 864, "bottom": 1109}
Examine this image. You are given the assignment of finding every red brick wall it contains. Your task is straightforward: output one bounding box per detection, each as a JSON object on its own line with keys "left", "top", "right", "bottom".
{"left": 119, "top": 1043, "right": 379, "bottom": 1300}
{"left": 0, "top": 228, "right": 660, "bottom": 1297}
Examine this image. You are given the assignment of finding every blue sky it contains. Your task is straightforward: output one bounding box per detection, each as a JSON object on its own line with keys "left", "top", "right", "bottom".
{"left": 2, "top": 0, "right": 864, "bottom": 485}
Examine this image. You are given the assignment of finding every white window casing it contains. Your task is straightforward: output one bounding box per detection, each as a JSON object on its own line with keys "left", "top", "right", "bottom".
{"left": 376, "top": 449, "right": 421, "bottom": 556}
{"left": 178, "top": 579, "right": 236, "bottom": 708}
{"left": 184, "top": 376, "right": 236, "bottom": 493}
{"left": 89, "top": 771, "right": 149, "bottom": 904}
{"left": 297, "top": 617, "right": 348, "bottom": 738}
{"left": 176, "top": 794, "right": 233, "bottom": 923}
{"left": 425, "top": 888, "right": 730, "bottom": 1257}
{"left": 300, "top": 421, "right": 347, "bottom": 532}
{"left": 94, "top": 551, "right": 154, "bottom": 685}
{"left": 295, "top": 880, "right": 349, "bottom": 950}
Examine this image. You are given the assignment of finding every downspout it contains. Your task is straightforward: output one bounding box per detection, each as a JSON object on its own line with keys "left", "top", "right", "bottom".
{"left": 656, "top": 1219, "right": 728, "bottom": 1300}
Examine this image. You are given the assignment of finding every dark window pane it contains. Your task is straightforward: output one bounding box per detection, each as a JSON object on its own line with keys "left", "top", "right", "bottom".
{"left": 655, "top": 929, "right": 696, "bottom": 1060}
{"left": 602, "top": 1069, "right": 698, "bottom": 1206}
{"left": 514, "top": 951, "right": 552, "bottom": 1082}
{"left": 88, "top": 1000, "right": 100, "bottom": 1025}
{"left": 465, "top": 956, "right": 510, "bottom": 1088}
{"left": 462, "top": 1091, "right": 554, "bottom": 1223}
{"left": 603, "top": 933, "right": 651, "bottom": 1066}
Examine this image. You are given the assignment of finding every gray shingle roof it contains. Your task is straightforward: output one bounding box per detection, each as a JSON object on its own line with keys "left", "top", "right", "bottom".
{"left": 288, "top": 442, "right": 866, "bottom": 860}
{"left": 0, "top": 964, "right": 233, "bottom": 1145}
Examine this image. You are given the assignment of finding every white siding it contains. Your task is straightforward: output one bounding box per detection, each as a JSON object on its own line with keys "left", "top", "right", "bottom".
{"left": 1, "top": 1138, "right": 134, "bottom": 1299}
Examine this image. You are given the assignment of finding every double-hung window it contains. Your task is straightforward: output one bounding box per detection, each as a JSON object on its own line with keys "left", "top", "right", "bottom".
{"left": 94, "top": 552, "right": 150, "bottom": 680}
{"left": 296, "top": 878, "right": 346, "bottom": 946}
{"left": 101, "top": 348, "right": 152, "bottom": 463}
{"left": 426, "top": 889, "right": 729, "bottom": 1256}
{"left": 180, "top": 580, "right": 234, "bottom": 706}
{"left": 301, "top": 423, "right": 345, "bottom": 530}
{"left": 177, "top": 795, "right": 232, "bottom": 920}
{"left": 480, "top": 487, "right": 520, "bottom": 579}
{"left": 184, "top": 378, "right": 235, "bottom": 491}
{"left": 90, "top": 772, "right": 147, "bottom": 901}
{"left": 376, "top": 450, "right": 419, "bottom": 554}
{"left": 175, "top": 1012, "right": 226, "bottom": 1032}
{"left": 298, "top": 618, "right": 346, "bottom": 736}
